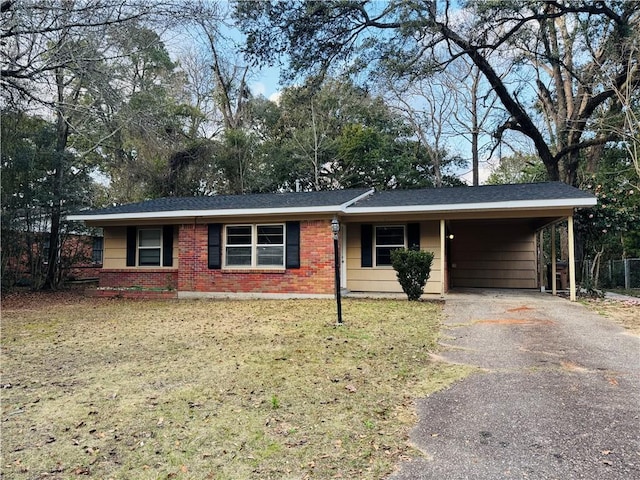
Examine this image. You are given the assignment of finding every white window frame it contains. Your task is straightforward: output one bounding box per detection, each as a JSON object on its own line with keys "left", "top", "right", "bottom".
{"left": 374, "top": 225, "right": 406, "bottom": 267}
{"left": 137, "top": 228, "right": 162, "bottom": 267}
{"left": 224, "top": 223, "right": 285, "bottom": 269}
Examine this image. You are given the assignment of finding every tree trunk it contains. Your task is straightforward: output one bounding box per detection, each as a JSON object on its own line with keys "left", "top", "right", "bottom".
{"left": 44, "top": 67, "right": 70, "bottom": 290}
{"left": 471, "top": 68, "right": 480, "bottom": 186}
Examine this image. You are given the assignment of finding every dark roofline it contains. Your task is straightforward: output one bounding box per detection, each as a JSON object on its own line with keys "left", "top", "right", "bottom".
{"left": 67, "top": 182, "right": 596, "bottom": 222}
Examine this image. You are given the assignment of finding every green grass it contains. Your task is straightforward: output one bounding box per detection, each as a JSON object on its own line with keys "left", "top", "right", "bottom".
{"left": 1, "top": 297, "right": 471, "bottom": 479}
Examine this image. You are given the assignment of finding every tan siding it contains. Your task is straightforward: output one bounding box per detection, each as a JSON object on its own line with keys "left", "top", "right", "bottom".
{"left": 102, "top": 226, "right": 179, "bottom": 269}
{"left": 449, "top": 220, "right": 537, "bottom": 289}
{"left": 103, "top": 227, "right": 127, "bottom": 269}
{"left": 346, "top": 221, "right": 441, "bottom": 293}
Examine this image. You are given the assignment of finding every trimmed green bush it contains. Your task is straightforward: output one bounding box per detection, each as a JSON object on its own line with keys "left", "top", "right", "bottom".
{"left": 391, "top": 249, "right": 435, "bottom": 301}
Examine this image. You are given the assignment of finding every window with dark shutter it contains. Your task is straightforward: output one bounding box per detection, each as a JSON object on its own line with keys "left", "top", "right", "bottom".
{"left": 208, "top": 223, "right": 222, "bottom": 269}
{"left": 285, "top": 221, "right": 300, "bottom": 269}
{"left": 361, "top": 224, "right": 373, "bottom": 267}
{"left": 126, "top": 226, "right": 136, "bottom": 266}
{"left": 407, "top": 223, "right": 420, "bottom": 250}
{"left": 375, "top": 225, "right": 405, "bottom": 266}
{"left": 163, "top": 226, "right": 173, "bottom": 267}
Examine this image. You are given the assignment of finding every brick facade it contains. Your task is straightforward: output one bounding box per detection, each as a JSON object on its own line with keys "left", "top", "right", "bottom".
{"left": 178, "top": 219, "right": 335, "bottom": 294}
{"left": 99, "top": 268, "right": 178, "bottom": 290}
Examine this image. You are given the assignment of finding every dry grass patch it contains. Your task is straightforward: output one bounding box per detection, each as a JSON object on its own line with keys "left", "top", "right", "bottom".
{"left": 1, "top": 294, "right": 470, "bottom": 479}
{"left": 583, "top": 297, "right": 640, "bottom": 336}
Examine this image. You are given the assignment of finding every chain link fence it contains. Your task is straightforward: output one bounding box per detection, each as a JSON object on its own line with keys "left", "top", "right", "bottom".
{"left": 582, "top": 258, "right": 640, "bottom": 289}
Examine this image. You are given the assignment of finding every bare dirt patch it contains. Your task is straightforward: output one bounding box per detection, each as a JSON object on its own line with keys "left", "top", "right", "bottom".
{"left": 1, "top": 293, "right": 470, "bottom": 479}
{"left": 474, "top": 318, "right": 554, "bottom": 326}
{"left": 583, "top": 297, "right": 640, "bottom": 336}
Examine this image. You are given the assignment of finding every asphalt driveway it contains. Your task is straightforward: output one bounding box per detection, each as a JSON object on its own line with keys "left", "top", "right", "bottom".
{"left": 389, "top": 289, "right": 640, "bottom": 480}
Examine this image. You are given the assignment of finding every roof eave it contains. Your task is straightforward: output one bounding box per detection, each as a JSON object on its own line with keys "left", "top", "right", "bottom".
{"left": 345, "top": 197, "right": 597, "bottom": 214}
{"left": 67, "top": 195, "right": 596, "bottom": 222}
{"left": 66, "top": 204, "right": 349, "bottom": 222}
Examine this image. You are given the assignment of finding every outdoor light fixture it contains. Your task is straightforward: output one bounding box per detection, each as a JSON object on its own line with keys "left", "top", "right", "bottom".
{"left": 331, "top": 217, "right": 343, "bottom": 325}
{"left": 331, "top": 217, "right": 340, "bottom": 239}
{"left": 448, "top": 234, "right": 455, "bottom": 240}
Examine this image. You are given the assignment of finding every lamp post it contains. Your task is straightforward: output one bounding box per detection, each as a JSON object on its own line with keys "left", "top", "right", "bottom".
{"left": 331, "top": 217, "right": 343, "bottom": 325}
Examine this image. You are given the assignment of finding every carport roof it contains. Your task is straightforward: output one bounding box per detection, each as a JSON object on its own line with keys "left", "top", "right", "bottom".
{"left": 346, "top": 181, "right": 596, "bottom": 213}
{"left": 67, "top": 182, "right": 596, "bottom": 222}
{"left": 351, "top": 182, "right": 594, "bottom": 207}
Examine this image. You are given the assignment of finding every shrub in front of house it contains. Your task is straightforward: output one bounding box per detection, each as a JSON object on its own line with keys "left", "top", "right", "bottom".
{"left": 391, "top": 249, "right": 435, "bottom": 301}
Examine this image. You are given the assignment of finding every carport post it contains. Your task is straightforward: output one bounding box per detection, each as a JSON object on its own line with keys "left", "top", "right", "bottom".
{"left": 538, "top": 231, "right": 545, "bottom": 291}
{"left": 440, "top": 219, "right": 446, "bottom": 298}
{"left": 551, "top": 225, "right": 557, "bottom": 296}
{"left": 568, "top": 215, "right": 576, "bottom": 301}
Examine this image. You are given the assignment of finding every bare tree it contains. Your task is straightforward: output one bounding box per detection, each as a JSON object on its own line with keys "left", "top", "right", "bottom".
{"left": 384, "top": 77, "right": 457, "bottom": 187}
{"left": 236, "top": 0, "right": 640, "bottom": 185}
{"left": 1, "top": 0, "right": 195, "bottom": 287}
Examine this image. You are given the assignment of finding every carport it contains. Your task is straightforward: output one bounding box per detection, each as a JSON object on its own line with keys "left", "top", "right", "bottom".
{"left": 344, "top": 183, "right": 597, "bottom": 302}
{"left": 446, "top": 215, "right": 577, "bottom": 298}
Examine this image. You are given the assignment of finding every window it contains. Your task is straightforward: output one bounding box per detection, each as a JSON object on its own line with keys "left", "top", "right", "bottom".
{"left": 225, "top": 224, "right": 285, "bottom": 268}
{"left": 138, "top": 228, "right": 161, "bottom": 266}
{"left": 126, "top": 226, "right": 173, "bottom": 267}
{"left": 225, "top": 226, "right": 252, "bottom": 266}
{"left": 92, "top": 237, "right": 104, "bottom": 264}
{"left": 375, "top": 225, "right": 405, "bottom": 266}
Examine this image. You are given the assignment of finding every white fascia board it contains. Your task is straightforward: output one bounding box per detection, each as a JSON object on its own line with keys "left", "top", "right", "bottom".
{"left": 344, "top": 197, "right": 597, "bottom": 215}
{"left": 66, "top": 205, "right": 345, "bottom": 222}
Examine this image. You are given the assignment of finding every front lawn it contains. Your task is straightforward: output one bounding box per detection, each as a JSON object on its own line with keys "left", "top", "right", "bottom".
{"left": 1, "top": 293, "right": 469, "bottom": 479}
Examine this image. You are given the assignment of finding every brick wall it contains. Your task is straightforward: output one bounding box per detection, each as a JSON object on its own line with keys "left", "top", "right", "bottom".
{"left": 178, "top": 220, "right": 335, "bottom": 294}
{"left": 100, "top": 269, "right": 178, "bottom": 290}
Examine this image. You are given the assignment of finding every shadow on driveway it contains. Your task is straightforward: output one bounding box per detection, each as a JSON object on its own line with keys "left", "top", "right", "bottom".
{"left": 389, "top": 289, "right": 640, "bottom": 480}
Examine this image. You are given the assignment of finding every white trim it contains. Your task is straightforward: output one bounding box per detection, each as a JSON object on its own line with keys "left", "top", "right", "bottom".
{"left": 67, "top": 189, "right": 375, "bottom": 222}
{"left": 340, "top": 227, "right": 347, "bottom": 288}
{"left": 224, "top": 223, "right": 286, "bottom": 269}
{"left": 551, "top": 224, "right": 557, "bottom": 296}
{"left": 374, "top": 225, "right": 406, "bottom": 267}
{"left": 67, "top": 205, "right": 346, "bottom": 222}
{"left": 137, "top": 228, "right": 162, "bottom": 267}
{"left": 66, "top": 190, "right": 593, "bottom": 222}
{"left": 345, "top": 197, "right": 597, "bottom": 215}
{"left": 339, "top": 188, "right": 375, "bottom": 209}
{"left": 568, "top": 215, "right": 576, "bottom": 302}
{"left": 440, "top": 219, "right": 446, "bottom": 298}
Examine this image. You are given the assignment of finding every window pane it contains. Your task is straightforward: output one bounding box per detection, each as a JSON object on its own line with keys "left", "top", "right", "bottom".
{"left": 257, "top": 246, "right": 284, "bottom": 266}
{"left": 257, "top": 225, "right": 283, "bottom": 245}
{"left": 139, "top": 248, "right": 161, "bottom": 266}
{"left": 139, "top": 229, "right": 161, "bottom": 247}
{"left": 92, "top": 237, "right": 104, "bottom": 263}
{"left": 376, "top": 226, "right": 404, "bottom": 246}
{"left": 376, "top": 246, "right": 401, "bottom": 266}
{"left": 227, "top": 226, "right": 252, "bottom": 245}
{"left": 226, "top": 246, "right": 252, "bottom": 266}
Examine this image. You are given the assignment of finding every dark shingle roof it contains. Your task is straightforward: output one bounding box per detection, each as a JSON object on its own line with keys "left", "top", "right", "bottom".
{"left": 68, "top": 183, "right": 595, "bottom": 221}
{"left": 350, "top": 182, "right": 594, "bottom": 208}
{"left": 77, "top": 188, "right": 372, "bottom": 216}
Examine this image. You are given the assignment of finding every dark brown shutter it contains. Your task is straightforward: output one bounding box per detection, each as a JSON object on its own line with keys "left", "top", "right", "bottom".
{"left": 208, "top": 223, "right": 222, "bottom": 269}
{"left": 162, "top": 226, "right": 173, "bottom": 266}
{"left": 126, "top": 226, "right": 136, "bottom": 266}
{"left": 285, "top": 221, "right": 300, "bottom": 269}
{"left": 361, "top": 224, "right": 373, "bottom": 267}
{"left": 407, "top": 223, "right": 420, "bottom": 250}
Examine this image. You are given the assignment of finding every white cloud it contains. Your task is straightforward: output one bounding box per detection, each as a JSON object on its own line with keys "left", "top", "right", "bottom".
{"left": 458, "top": 156, "right": 500, "bottom": 185}
{"left": 268, "top": 91, "right": 282, "bottom": 104}
{"left": 251, "top": 82, "right": 266, "bottom": 97}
